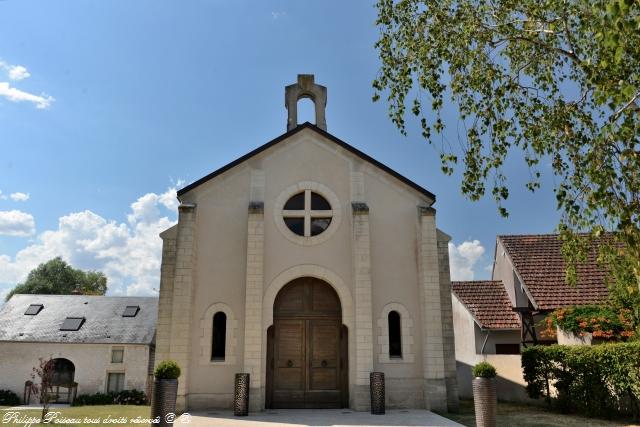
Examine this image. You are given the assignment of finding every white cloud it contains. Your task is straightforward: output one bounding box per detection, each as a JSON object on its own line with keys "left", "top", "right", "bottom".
{"left": 0, "top": 186, "right": 179, "bottom": 297}
{"left": 0, "top": 61, "right": 31, "bottom": 81}
{"left": 0, "top": 82, "right": 54, "bottom": 109}
{"left": 271, "top": 11, "right": 286, "bottom": 19}
{"left": 448, "top": 239, "right": 486, "bottom": 281}
{"left": 0, "top": 210, "right": 36, "bottom": 236}
{"left": 8, "top": 65, "right": 30, "bottom": 81}
{"left": 0, "top": 191, "right": 6, "bottom": 200}
{"left": 9, "top": 192, "right": 29, "bottom": 202}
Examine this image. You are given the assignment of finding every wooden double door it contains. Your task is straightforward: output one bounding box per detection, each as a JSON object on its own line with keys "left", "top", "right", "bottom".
{"left": 266, "top": 278, "right": 348, "bottom": 409}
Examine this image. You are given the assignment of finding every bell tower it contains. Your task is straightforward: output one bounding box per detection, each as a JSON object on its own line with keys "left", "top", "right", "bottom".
{"left": 285, "top": 74, "right": 327, "bottom": 131}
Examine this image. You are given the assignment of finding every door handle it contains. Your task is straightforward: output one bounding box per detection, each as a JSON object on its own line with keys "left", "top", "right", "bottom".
{"left": 287, "top": 360, "right": 293, "bottom": 368}
{"left": 321, "top": 360, "right": 328, "bottom": 368}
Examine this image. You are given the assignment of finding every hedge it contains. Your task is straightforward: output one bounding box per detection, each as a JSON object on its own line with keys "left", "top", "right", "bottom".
{"left": 72, "top": 389, "right": 147, "bottom": 406}
{"left": 522, "top": 342, "right": 640, "bottom": 418}
{"left": 0, "top": 389, "right": 21, "bottom": 406}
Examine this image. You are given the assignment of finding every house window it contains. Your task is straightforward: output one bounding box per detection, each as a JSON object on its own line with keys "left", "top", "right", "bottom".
{"left": 122, "top": 306, "right": 140, "bottom": 317}
{"left": 24, "top": 304, "right": 44, "bottom": 315}
{"left": 495, "top": 343, "right": 521, "bottom": 354}
{"left": 60, "top": 317, "right": 85, "bottom": 331}
{"left": 282, "top": 190, "right": 332, "bottom": 237}
{"left": 388, "top": 310, "right": 402, "bottom": 358}
{"left": 211, "top": 312, "right": 227, "bottom": 361}
{"left": 107, "top": 373, "right": 125, "bottom": 393}
{"left": 111, "top": 348, "right": 124, "bottom": 363}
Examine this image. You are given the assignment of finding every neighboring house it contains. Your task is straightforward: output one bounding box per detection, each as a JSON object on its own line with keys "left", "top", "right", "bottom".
{"left": 494, "top": 234, "right": 608, "bottom": 346}
{"left": 155, "top": 75, "right": 458, "bottom": 412}
{"left": 452, "top": 233, "right": 609, "bottom": 402}
{"left": 0, "top": 294, "right": 157, "bottom": 403}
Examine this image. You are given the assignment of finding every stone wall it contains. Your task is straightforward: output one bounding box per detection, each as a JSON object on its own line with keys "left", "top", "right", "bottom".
{"left": 0, "top": 342, "right": 151, "bottom": 401}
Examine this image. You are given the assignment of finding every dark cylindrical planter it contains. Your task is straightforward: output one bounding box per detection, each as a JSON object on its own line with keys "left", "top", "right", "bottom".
{"left": 150, "top": 378, "right": 178, "bottom": 427}
{"left": 370, "top": 372, "right": 385, "bottom": 415}
{"left": 234, "top": 373, "right": 250, "bottom": 416}
{"left": 472, "top": 377, "right": 497, "bottom": 427}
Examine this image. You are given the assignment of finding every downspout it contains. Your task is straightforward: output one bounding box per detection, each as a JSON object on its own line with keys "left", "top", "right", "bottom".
{"left": 480, "top": 329, "right": 491, "bottom": 355}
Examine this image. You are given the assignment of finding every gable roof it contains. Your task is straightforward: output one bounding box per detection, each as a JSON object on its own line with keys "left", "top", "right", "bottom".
{"left": 0, "top": 294, "right": 157, "bottom": 345}
{"left": 452, "top": 280, "right": 520, "bottom": 330}
{"left": 499, "top": 234, "right": 609, "bottom": 310}
{"left": 177, "top": 122, "right": 436, "bottom": 201}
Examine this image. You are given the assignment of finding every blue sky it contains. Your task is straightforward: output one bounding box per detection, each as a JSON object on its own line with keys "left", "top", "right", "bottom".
{"left": 0, "top": 1, "right": 560, "bottom": 299}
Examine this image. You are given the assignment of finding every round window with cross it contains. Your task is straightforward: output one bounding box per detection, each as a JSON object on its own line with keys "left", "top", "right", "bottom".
{"left": 282, "top": 190, "right": 333, "bottom": 237}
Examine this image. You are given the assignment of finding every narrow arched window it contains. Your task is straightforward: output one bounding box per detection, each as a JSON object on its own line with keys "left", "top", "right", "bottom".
{"left": 212, "top": 312, "right": 227, "bottom": 361}
{"left": 388, "top": 310, "right": 402, "bottom": 358}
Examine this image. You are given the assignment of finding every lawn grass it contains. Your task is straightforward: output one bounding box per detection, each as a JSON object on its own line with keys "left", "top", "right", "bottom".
{"left": 0, "top": 405, "right": 151, "bottom": 426}
{"left": 437, "top": 399, "right": 639, "bottom": 427}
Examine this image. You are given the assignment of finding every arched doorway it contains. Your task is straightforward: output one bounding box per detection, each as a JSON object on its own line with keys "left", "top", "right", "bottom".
{"left": 50, "top": 358, "right": 75, "bottom": 386}
{"left": 47, "top": 358, "right": 76, "bottom": 403}
{"left": 266, "top": 277, "right": 348, "bottom": 408}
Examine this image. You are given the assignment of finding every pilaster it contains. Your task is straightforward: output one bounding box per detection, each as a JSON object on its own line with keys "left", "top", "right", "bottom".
{"left": 243, "top": 201, "right": 265, "bottom": 411}
{"left": 418, "top": 206, "right": 447, "bottom": 411}
{"left": 155, "top": 225, "right": 177, "bottom": 364}
{"left": 437, "top": 229, "right": 459, "bottom": 412}
{"left": 352, "top": 202, "right": 374, "bottom": 410}
{"left": 168, "top": 203, "right": 197, "bottom": 412}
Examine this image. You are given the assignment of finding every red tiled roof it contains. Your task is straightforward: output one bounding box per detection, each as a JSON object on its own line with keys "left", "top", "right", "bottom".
{"left": 499, "top": 234, "right": 609, "bottom": 310}
{"left": 452, "top": 281, "right": 521, "bottom": 330}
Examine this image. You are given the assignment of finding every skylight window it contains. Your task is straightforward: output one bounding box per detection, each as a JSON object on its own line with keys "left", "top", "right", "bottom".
{"left": 123, "top": 306, "right": 140, "bottom": 317}
{"left": 24, "top": 304, "right": 44, "bottom": 316}
{"left": 60, "top": 317, "right": 85, "bottom": 331}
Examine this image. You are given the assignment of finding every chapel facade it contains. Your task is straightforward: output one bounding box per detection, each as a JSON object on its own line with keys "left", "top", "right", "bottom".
{"left": 155, "top": 75, "right": 458, "bottom": 412}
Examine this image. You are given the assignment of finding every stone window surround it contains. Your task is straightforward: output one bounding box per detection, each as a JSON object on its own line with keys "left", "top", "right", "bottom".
{"left": 377, "top": 302, "right": 415, "bottom": 364}
{"left": 199, "top": 302, "right": 238, "bottom": 366}
{"left": 105, "top": 371, "right": 125, "bottom": 394}
{"left": 110, "top": 346, "right": 124, "bottom": 364}
{"left": 274, "top": 181, "right": 342, "bottom": 246}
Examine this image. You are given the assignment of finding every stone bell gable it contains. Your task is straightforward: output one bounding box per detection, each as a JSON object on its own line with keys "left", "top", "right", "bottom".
{"left": 155, "top": 75, "right": 457, "bottom": 413}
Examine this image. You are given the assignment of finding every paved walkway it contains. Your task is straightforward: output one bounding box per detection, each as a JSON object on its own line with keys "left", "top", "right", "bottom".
{"left": 6, "top": 403, "right": 70, "bottom": 410}
{"left": 178, "top": 409, "right": 463, "bottom": 427}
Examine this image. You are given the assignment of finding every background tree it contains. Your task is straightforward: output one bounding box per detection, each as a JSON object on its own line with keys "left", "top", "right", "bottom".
{"left": 5, "top": 257, "right": 107, "bottom": 301}
{"left": 373, "top": 0, "right": 640, "bottom": 321}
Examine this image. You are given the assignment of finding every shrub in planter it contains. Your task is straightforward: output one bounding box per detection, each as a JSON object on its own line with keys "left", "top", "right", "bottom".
{"left": 0, "top": 389, "right": 21, "bottom": 406}
{"left": 152, "top": 360, "right": 181, "bottom": 427}
{"left": 472, "top": 361, "right": 497, "bottom": 378}
{"left": 472, "top": 361, "right": 497, "bottom": 427}
{"left": 155, "top": 360, "right": 181, "bottom": 380}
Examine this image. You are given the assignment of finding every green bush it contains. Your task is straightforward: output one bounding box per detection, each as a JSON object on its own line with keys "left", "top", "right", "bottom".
{"left": 544, "top": 305, "right": 635, "bottom": 341}
{"left": 154, "top": 360, "right": 181, "bottom": 380}
{"left": 0, "top": 389, "right": 20, "bottom": 406}
{"left": 72, "top": 390, "right": 147, "bottom": 406}
{"left": 522, "top": 342, "right": 640, "bottom": 419}
{"left": 113, "top": 389, "right": 147, "bottom": 405}
{"left": 472, "top": 361, "right": 497, "bottom": 378}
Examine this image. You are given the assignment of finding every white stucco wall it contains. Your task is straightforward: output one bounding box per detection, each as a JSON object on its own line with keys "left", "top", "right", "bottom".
{"left": 0, "top": 342, "right": 151, "bottom": 402}
{"left": 452, "top": 294, "right": 539, "bottom": 403}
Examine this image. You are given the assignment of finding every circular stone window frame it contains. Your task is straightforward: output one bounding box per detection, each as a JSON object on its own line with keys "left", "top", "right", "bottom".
{"left": 274, "top": 181, "right": 342, "bottom": 246}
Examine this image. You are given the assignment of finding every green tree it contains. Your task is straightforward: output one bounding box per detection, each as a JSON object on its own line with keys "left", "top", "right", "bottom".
{"left": 373, "top": 0, "right": 640, "bottom": 313}
{"left": 6, "top": 257, "right": 107, "bottom": 301}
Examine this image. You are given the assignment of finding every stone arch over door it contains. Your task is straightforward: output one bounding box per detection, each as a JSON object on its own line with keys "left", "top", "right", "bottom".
{"left": 262, "top": 265, "right": 354, "bottom": 409}
{"left": 263, "top": 265, "right": 353, "bottom": 331}
{"left": 266, "top": 277, "right": 348, "bottom": 408}
{"left": 46, "top": 358, "right": 76, "bottom": 404}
